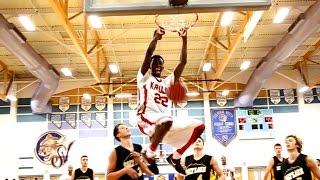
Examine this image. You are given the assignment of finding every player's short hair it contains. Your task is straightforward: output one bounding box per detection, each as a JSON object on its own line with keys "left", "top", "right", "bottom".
{"left": 198, "top": 137, "right": 204, "bottom": 145}
{"left": 113, "top": 123, "right": 124, "bottom": 141}
{"left": 150, "top": 55, "right": 164, "bottom": 68}
{"left": 81, "top": 155, "right": 88, "bottom": 160}
{"left": 286, "top": 135, "right": 303, "bottom": 153}
{"left": 274, "top": 143, "right": 281, "bottom": 148}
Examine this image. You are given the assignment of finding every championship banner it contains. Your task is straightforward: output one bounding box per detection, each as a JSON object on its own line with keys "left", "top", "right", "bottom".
{"left": 65, "top": 113, "right": 77, "bottom": 129}
{"left": 316, "top": 88, "right": 320, "bottom": 101}
{"left": 269, "top": 89, "right": 280, "bottom": 104}
{"left": 216, "top": 91, "right": 227, "bottom": 107}
{"left": 303, "top": 89, "right": 314, "bottom": 103}
{"left": 95, "top": 96, "right": 106, "bottom": 111}
{"left": 284, "top": 89, "right": 295, "bottom": 104}
{"left": 50, "top": 114, "right": 62, "bottom": 129}
{"left": 81, "top": 97, "right": 92, "bottom": 111}
{"left": 95, "top": 112, "right": 106, "bottom": 127}
{"left": 80, "top": 113, "right": 92, "bottom": 128}
{"left": 128, "top": 95, "right": 138, "bottom": 110}
{"left": 35, "top": 131, "right": 74, "bottom": 168}
{"left": 59, "top": 96, "right": 70, "bottom": 112}
{"left": 211, "top": 109, "right": 236, "bottom": 146}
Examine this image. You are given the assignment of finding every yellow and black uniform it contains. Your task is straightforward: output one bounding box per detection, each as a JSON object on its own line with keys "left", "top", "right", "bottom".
{"left": 115, "top": 144, "right": 158, "bottom": 180}
{"left": 282, "top": 154, "right": 312, "bottom": 180}
{"left": 73, "top": 168, "right": 94, "bottom": 180}
{"left": 272, "top": 156, "right": 284, "bottom": 180}
{"left": 185, "top": 154, "right": 212, "bottom": 180}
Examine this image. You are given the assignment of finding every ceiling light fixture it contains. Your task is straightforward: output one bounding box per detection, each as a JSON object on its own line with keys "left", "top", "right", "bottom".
{"left": 202, "top": 62, "right": 212, "bottom": 72}
{"left": 240, "top": 61, "right": 251, "bottom": 71}
{"left": 115, "top": 93, "right": 132, "bottom": 98}
{"left": 6, "top": 95, "right": 17, "bottom": 102}
{"left": 83, "top": 93, "right": 91, "bottom": 100}
{"left": 221, "top": 11, "right": 234, "bottom": 27}
{"left": 88, "top": 15, "right": 102, "bottom": 28}
{"left": 186, "top": 91, "right": 200, "bottom": 97}
{"left": 61, "top": 67, "right": 73, "bottom": 77}
{"left": 18, "top": 16, "right": 36, "bottom": 31}
{"left": 222, "top": 90, "right": 230, "bottom": 96}
{"left": 298, "top": 85, "right": 309, "bottom": 93}
{"left": 243, "top": 11, "right": 264, "bottom": 43}
{"left": 273, "top": 7, "right": 290, "bottom": 23}
{"left": 109, "top": 64, "right": 119, "bottom": 74}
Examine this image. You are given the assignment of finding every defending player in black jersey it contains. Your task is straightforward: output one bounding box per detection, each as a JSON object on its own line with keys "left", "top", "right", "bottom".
{"left": 282, "top": 135, "right": 320, "bottom": 180}
{"left": 177, "top": 137, "right": 225, "bottom": 180}
{"left": 107, "top": 123, "right": 159, "bottom": 180}
{"left": 264, "top": 143, "right": 284, "bottom": 180}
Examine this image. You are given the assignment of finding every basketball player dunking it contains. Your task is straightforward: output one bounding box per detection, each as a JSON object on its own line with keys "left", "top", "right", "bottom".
{"left": 136, "top": 28, "right": 205, "bottom": 174}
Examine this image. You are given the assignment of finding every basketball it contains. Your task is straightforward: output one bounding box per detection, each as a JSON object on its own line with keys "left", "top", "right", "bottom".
{"left": 166, "top": 80, "right": 187, "bottom": 104}
{"left": 169, "top": 0, "right": 188, "bottom": 6}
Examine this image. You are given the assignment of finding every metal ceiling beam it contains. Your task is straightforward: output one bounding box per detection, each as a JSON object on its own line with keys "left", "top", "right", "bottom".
{"left": 48, "top": 0, "right": 107, "bottom": 94}
{"left": 92, "top": 29, "right": 110, "bottom": 93}
{"left": 0, "top": 59, "right": 13, "bottom": 100}
{"left": 198, "top": 13, "right": 222, "bottom": 87}
{"left": 207, "top": 12, "right": 252, "bottom": 90}
{"left": 292, "top": 36, "right": 320, "bottom": 86}
{"left": 303, "top": 38, "right": 320, "bottom": 59}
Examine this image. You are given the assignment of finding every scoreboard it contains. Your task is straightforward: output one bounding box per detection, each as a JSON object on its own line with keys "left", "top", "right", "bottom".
{"left": 236, "top": 109, "right": 274, "bottom": 140}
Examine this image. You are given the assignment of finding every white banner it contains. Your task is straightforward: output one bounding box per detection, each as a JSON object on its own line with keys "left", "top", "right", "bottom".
{"left": 59, "top": 97, "right": 70, "bottom": 112}
{"left": 284, "top": 89, "right": 295, "bottom": 104}
{"left": 303, "top": 90, "right": 314, "bottom": 103}
{"left": 65, "top": 113, "right": 77, "bottom": 129}
{"left": 316, "top": 88, "right": 320, "bottom": 101}
{"left": 80, "top": 113, "right": 92, "bottom": 128}
{"left": 81, "top": 97, "right": 92, "bottom": 111}
{"left": 50, "top": 114, "right": 62, "bottom": 129}
{"left": 216, "top": 91, "right": 227, "bottom": 107}
{"left": 95, "top": 112, "right": 106, "bottom": 127}
{"left": 269, "top": 89, "right": 280, "bottom": 104}
{"left": 95, "top": 96, "right": 106, "bottom": 111}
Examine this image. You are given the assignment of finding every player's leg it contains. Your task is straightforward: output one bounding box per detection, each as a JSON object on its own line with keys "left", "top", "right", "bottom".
{"left": 163, "top": 117, "right": 205, "bottom": 174}
{"left": 137, "top": 114, "right": 173, "bottom": 158}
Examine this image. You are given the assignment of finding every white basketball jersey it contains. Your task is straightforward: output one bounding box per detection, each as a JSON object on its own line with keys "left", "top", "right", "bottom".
{"left": 222, "top": 165, "right": 234, "bottom": 180}
{"left": 137, "top": 69, "right": 174, "bottom": 116}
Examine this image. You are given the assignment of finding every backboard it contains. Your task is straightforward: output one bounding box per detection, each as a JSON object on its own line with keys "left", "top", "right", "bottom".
{"left": 84, "top": 0, "right": 271, "bottom": 16}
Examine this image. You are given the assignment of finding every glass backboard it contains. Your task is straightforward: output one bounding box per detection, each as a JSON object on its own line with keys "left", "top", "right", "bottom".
{"left": 84, "top": 0, "right": 271, "bottom": 16}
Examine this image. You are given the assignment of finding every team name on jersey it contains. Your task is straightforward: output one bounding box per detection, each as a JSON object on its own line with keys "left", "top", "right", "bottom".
{"left": 276, "top": 165, "right": 281, "bottom": 171}
{"left": 150, "top": 82, "right": 167, "bottom": 94}
{"left": 123, "top": 159, "right": 136, "bottom": 167}
{"left": 186, "top": 166, "right": 206, "bottom": 175}
{"left": 284, "top": 167, "right": 304, "bottom": 180}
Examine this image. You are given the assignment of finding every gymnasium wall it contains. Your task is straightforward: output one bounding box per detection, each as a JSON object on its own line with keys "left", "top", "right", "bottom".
{"left": 0, "top": 87, "right": 319, "bottom": 179}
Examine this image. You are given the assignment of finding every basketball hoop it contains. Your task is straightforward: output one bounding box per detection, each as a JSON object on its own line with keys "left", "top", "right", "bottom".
{"left": 155, "top": 13, "right": 198, "bottom": 32}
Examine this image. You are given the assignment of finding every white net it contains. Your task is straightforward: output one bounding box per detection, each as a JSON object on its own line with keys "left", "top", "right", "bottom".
{"left": 155, "top": 13, "right": 198, "bottom": 32}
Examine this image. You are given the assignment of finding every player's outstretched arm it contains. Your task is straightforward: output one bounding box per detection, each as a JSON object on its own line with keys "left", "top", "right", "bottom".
{"left": 211, "top": 157, "right": 226, "bottom": 180}
{"left": 263, "top": 158, "right": 274, "bottom": 180}
{"left": 141, "top": 28, "right": 165, "bottom": 75}
{"left": 106, "top": 149, "right": 138, "bottom": 180}
{"left": 173, "top": 28, "right": 187, "bottom": 82}
{"left": 131, "top": 151, "right": 158, "bottom": 176}
{"left": 307, "top": 156, "right": 320, "bottom": 179}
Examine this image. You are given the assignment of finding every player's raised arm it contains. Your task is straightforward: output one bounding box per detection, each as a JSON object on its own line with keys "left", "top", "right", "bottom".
{"left": 141, "top": 28, "right": 165, "bottom": 75}
{"left": 173, "top": 28, "right": 187, "bottom": 82}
